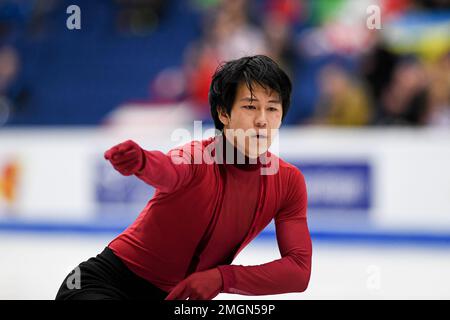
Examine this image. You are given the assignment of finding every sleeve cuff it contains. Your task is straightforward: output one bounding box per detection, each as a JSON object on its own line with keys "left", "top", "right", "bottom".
{"left": 135, "top": 148, "right": 147, "bottom": 176}
{"left": 216, "top": 265, "right": 236, "bottom": 293}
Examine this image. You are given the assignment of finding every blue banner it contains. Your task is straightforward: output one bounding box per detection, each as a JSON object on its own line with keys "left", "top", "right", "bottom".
{"left": 294, "top": 162, "right": 372, "bottom": 211}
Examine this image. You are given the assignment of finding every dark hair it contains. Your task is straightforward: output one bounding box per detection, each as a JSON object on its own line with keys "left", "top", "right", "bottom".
{"left": 209, "top": 55, "right": 292, "bottom": 130}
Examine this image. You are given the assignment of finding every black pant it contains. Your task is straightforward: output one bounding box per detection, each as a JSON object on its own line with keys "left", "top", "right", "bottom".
{"left": 55, "top": 247, "right": 168, "bottom": 300}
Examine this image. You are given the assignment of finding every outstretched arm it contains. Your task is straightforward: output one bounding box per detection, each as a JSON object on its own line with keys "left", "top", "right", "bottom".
{"left": 104, "top": 139, "right": 197, "bottom": 193}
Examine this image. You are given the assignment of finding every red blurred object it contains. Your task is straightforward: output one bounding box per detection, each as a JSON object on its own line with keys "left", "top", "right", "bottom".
{"left": 185, "top": 47, "right": 219, "bottom": 118}
{"left": 382, "top": 0, "right": 412, "bottom": 19}
{"left": 264, "top": 0, "right": 303, "bottom": 24}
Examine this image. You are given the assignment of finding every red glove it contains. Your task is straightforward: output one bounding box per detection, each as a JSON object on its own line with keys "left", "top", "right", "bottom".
{"left": 104, "top": 140, "right": 145, "bottom": 176}
{"left": 165, "top": 268, "right": 223, "bottom": 300}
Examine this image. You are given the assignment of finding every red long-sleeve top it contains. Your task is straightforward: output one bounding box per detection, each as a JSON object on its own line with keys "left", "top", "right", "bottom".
{"left": 108, "top": 136, "right": 312, "bottom": 296}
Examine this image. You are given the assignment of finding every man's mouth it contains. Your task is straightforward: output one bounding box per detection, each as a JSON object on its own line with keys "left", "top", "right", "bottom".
{"left": 252, "top": 134, "right": 267, "bottom": 139}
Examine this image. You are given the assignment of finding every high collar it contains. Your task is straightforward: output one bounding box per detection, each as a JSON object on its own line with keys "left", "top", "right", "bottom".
{"left": 215, "top": 133, "right": 263, "bottom": 171}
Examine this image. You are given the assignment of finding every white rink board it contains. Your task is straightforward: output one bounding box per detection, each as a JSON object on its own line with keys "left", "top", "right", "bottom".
{"left": 1, "top": 127, "right": 450, "bottom": 232}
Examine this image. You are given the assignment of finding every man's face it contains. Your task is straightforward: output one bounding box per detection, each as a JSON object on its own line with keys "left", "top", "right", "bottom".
{"left": 218, "top": 82, "right": 283, "bottom": 159}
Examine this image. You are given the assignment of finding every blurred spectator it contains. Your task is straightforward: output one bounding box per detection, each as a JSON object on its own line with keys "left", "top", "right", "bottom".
{"left": 375, "top": 56, "right": 429, "bottom": 125}
{"left": 0, "top": 0, "right": 59, "bottom": 40}
{"left": 0, "top": 46, "right": 18, "bottom": 90}
{"left": 312, "top": 63, "right": 372, "bottom": 126}
{"left": 360, "top": 40, "right": 399, "bottom": 109}
{"left": 1, "top": 0, "right": 448, "bottom": 127}
{"left": 261, "top": 0, "right": 301, "bottom": 78}
{"left": 204, "top": 0, "right": 268, "bottom": 61}
{"left": 26, "top": 0, "right": 59, "bottom": 38}
{"left": 0, "top": 45, "right": 26, "bottom": 126}
{"left": 153, "top": 0, "right": 269, "bottom": 121}
{"left": 413, "top": 0, "right": 450, "bottom": 10}
{"left": 425, "top": 52, "right": 450, "bottom": 126}
{"left": 0, "top": 0, "right": 30, "bottom": 39}
{"left": 115, "top": 0, "right": 167, "bottom": 35}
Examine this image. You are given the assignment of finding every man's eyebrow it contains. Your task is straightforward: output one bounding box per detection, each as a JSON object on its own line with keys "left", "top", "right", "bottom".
{"left": 239, "top": 97, "right": 281, "bottom": 103}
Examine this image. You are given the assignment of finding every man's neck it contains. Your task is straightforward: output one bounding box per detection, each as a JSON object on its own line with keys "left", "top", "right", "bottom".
{"left": 219, "top": 132, "right": 262, "bottom": 171}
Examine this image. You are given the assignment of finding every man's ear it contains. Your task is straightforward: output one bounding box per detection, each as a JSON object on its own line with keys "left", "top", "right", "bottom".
{"left": 217, "top": 107, "right": 230, "bottom": 126}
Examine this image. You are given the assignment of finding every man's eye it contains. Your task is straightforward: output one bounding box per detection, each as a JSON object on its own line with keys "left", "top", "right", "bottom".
{"left": 243, "top": 105, "right": 256, "bottom": 110}
{"left": 268, "top": 107, "right": 279, "bottom": 112}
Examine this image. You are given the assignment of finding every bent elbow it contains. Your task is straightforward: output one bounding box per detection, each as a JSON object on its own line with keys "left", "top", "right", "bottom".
{"left": 293, "top": 266, "right": 311, "bottom": 293}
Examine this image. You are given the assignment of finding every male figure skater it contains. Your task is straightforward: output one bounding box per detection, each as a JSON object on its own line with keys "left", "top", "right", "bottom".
{"left": 56, "top": 55, "right": 312, "bottom": 300}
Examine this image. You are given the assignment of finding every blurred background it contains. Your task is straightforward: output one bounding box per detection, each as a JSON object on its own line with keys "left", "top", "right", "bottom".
{"left": 0, "top": 0, "right": 450, "bottom": 299}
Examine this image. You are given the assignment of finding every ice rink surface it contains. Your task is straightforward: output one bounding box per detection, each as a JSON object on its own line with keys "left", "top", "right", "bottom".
{"left": 1, "top": 232, "right": 449, "bottom": 300}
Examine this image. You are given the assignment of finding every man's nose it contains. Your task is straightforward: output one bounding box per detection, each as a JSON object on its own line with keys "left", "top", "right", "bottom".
{"left": 254, "top": 110, "right": 268, "bottom": 128}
